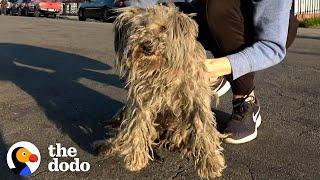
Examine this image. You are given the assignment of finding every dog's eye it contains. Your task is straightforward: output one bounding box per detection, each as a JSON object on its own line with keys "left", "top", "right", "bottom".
{"left": 159, "top": 26, "right": 166, "bottom": 32}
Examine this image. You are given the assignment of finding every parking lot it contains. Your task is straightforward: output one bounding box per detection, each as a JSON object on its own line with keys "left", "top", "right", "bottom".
{"left": 0, "top": 16, "right": 319, "bottom": 179}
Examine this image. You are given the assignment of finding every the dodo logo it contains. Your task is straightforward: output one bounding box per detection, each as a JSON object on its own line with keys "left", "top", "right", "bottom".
{"left": 7, "top": 141, "right": 41, "bottom": 177}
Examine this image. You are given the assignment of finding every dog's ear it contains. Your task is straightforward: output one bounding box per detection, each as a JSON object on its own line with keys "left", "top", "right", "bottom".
{"left": 114, "top": 7, "right": 143, "bottom": 54}
{"left": 113, "top": 7, "right": 145, "bottom": 76}
{"left": 169, "top": 11, "right": 198, "bottom": 41}
{"left": 165, "top": 9, "right": 199, "bottom": 69}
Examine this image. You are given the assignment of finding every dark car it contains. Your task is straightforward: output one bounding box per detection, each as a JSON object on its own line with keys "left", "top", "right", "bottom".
{"left": 6, "top": 0, "right": 17, "bottom": 15}
{"left": 9, "top": 0, "right": 34, "bottom": 16}
{"left": 7, "top": 0, "right": 23, "bottom": 15}
{"left": 9, "top": 0, "right": 36, "bottom": 16}
{"left": 78, "top": 0, "right": 119, "bottom": 22}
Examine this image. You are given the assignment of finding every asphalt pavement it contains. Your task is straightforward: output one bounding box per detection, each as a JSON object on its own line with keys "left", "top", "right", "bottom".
{"left": 0, "top": 16, "right": 319, "bottom": 180}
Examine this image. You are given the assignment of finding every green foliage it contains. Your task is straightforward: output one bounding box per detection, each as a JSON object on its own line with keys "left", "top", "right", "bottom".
{"left": 299, "top": 17, "right": 320, "bottom": 28}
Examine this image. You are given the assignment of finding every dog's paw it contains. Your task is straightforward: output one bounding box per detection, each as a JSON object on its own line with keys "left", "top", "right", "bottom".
{"left": 124, "top": 148, "right": 151, "bottom": 171}
{"left": 124, "top": 155, "right": 149, "bottom": 172}
{"left": 196, "top": 153, "right": 225, "bottom": 179}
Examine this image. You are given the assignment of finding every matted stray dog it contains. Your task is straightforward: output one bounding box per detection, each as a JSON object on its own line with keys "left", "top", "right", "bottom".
{"left": 95, "top": 4, "right": 227, "bottom": 179}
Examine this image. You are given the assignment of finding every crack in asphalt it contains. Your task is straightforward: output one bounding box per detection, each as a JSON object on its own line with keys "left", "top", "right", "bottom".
{"left": 298, "top": 127, "right": 320, "bottom": 137}
{"left": 246, "top": 164, "right": 255, "bottom": 180}
{"left": 171, "top": 169, "right": 185, "bottom": 179}
{"left": 170, "top": 166, "right": 192, "bottom": 179}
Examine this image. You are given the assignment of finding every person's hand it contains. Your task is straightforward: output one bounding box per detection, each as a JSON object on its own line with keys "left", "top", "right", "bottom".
{"left": 204, "top": 57, "right": 232, "bottom": 80}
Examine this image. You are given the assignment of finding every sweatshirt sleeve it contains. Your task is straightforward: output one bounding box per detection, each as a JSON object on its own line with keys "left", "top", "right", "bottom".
{"left": 130, "top": 0, "right": 158, "bottom": 8}
{"left": 227, "top": 0, "right": 292, "bottom": 80}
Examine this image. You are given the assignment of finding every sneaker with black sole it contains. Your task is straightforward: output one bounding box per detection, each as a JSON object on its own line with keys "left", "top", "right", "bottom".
{"left": 211, "top": 77, "right": 231, "bottom": 97}
{"left": 224, "top": 94, "right": 261, "bottom": 144}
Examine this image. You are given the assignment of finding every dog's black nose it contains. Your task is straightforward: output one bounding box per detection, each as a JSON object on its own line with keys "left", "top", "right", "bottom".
{"left": 141, "top": 42, "right": 153, "bottom": 56}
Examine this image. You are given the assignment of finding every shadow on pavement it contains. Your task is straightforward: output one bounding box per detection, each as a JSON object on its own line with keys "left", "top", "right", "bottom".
{"left": 0, "top": 43, "right": 123, "bottom": 153}
{"left": 212, "top": 109, "right": 231, "bottom": 133}
{"left": 288, "top": 50, "right": 320, "bottom": 56}
{"left": 0, "top": 133, "right": 23, "bottom": 180}
{"left": 296, "top": 35, "right": 320, "bottom": 40}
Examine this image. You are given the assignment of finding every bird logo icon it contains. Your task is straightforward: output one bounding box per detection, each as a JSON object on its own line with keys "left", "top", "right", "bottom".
{"left": 7, "top": 141, "right": 41, "bottom": 176}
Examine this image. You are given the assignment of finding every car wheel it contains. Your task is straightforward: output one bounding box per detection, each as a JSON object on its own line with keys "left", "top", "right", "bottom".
{"left": 21, "top": 9, "right": 26, "bottom": 16}
{"left": 17, "top": 9, "right": 22, "bottom": 16}
{"left": 34, "top": 11, "right": 40, "bottom": 17}
{"left": 102, "top": 8, "right": 109, "bottom": 22}
{"left": 78, "top": 9, "right": 86, "bottom": 21}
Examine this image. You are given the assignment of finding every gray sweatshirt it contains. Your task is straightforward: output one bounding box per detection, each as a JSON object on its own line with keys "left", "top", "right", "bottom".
{"left": 132, "top": 0, "right": 292, "bottom": 80}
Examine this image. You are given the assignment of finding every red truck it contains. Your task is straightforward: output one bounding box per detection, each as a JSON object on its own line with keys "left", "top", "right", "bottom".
{"left": 34, "top": 0, "right": 62, "bottom": 17}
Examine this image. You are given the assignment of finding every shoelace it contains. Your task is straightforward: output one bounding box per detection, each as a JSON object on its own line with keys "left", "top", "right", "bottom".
{"left": 231, "top": 95, "right": 256, "bottom": 121}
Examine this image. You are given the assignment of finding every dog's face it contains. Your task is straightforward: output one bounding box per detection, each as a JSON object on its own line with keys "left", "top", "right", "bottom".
{"left": 114, "top": 5, "right": 200, "bottom": 73}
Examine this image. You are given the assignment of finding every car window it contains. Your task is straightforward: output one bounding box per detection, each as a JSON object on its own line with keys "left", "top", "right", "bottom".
{"left": 104, "top": 0, "right": 116, "bottom": 7}
{"left": 101, "top": 0, "right": 114, "bottom": 6}
{"left": 86, "top": 0, "right": 99, "bottom": 3}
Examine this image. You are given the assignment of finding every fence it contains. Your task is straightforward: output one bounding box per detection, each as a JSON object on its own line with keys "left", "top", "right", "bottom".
{"left": 62, "top": 3, "right": 79, "bottom": 16}
{"left": 294, "top": 0, "right": 320, "bottom": 20}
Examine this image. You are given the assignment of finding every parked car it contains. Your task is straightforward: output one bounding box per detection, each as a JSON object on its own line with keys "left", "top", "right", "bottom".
{"left": 9, "top": 0, "right": 61, "bottom": 17}
{"left": 7, "top": 0, "right": 22, "bottom": 16}
{"left": 7, "top": 0, "right": 21, "bottom": 15}
{"left": 6, "top": 0, "right": 17, "bottom": 15}
{"left": 121, "top": 0, "right": 192, "bottom": 7}
{"left": 33, "top": 0, "right": 62, "bottom": 17}
{"left": 77, "top": 0, "right": 194, "bottom": 22}
{"left": 78, "top": 0, "right": 119, "bottom": 22}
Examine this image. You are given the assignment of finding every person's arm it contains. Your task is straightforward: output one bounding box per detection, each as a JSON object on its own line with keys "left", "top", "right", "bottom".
{"left": 206, "top": 0, "right": 292, "bottom": 80}
{"left": 204, "top": 57, "right": 232, "bottom": 78}
{"left": 130, "top": 0, "right": 158, "bottom": 8}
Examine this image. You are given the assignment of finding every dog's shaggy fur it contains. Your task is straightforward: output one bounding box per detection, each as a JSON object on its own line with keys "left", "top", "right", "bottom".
{"left": 99, "top": 5, "right": 226, "bottom": 179}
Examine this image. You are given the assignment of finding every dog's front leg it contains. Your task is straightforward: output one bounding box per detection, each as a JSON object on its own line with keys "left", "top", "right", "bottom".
{"left": 190, "top": 99, "right": 226, "bottom": 179}
{"left": 109, "top": 105, "right": 158, "bottom": 171}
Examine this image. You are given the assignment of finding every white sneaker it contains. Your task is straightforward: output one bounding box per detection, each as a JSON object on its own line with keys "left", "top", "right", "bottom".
{"left": 211, "top": 77, "right": 231, "bottom": 97}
